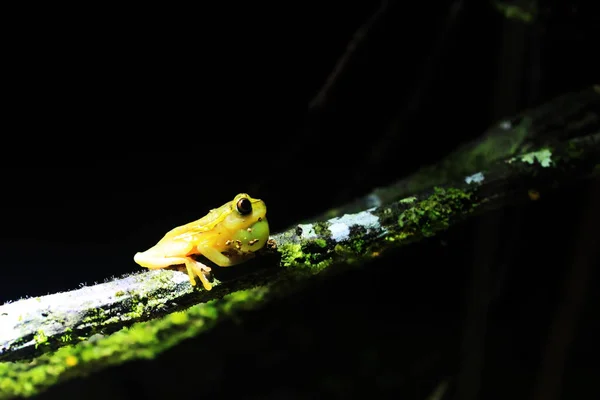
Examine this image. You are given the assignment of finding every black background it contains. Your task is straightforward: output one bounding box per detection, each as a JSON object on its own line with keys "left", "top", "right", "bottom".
{"left": 2, "top": 1, "right": 599, "bottom": 399}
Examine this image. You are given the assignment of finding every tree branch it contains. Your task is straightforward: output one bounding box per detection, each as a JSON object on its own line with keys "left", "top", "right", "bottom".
{"left": 312, "top": 84, "right": 600, "bottom": 220}
{"left": 0, "top": 87, "right": 599, "bottom": 399}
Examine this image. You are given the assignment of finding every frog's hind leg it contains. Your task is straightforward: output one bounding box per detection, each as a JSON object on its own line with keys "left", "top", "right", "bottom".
{"left": 183, "top": 259, "right": 213, "bottom": 291}
{"left": 133, "top": 250, "right": 213, "bottom": 290}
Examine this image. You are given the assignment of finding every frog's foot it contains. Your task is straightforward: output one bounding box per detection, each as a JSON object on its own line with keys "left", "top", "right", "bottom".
{"left": 184, "top": 260, "right": 213, "bottom": 291}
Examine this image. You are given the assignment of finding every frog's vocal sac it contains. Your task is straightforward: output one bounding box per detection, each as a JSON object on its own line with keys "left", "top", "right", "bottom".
{"left": 133, "top": 193, "right": 270, "bottom": 291}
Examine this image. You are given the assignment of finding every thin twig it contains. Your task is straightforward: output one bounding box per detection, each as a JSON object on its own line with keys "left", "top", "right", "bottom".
{"left": 355, "top": 0, "right": 466, "bottom": 186}
{"left": 308, "top": 0, "right": 390, "bottom": 111}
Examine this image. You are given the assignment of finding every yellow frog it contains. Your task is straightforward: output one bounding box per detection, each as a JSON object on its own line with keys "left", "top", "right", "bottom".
{"left": 133, "top": 193, "right": 269, "bottom": 290}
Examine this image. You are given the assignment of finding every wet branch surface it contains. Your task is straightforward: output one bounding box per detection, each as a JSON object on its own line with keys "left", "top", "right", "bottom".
{"left": 0, "top": 86, "right": 598, "bottom": 398}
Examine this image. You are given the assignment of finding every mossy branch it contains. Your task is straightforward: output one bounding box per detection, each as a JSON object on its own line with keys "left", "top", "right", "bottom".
{"left": 1, "top": 89, "right": 599, "bottom": 398}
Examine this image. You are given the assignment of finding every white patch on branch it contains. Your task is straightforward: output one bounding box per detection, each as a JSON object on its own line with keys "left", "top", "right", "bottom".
{"left": 465, "top": 172, "right": 484, "bottom": 185}
{"left": 293, "top": 209, "right": 383, "bottom": 243}
{"left": 326, "top": 209, "right": 383, "bottom": 242}
{"left": 0, "top": 269, "right": 190, "bottom": 358}
{"left": 297, "top": 224, "right": 318, "bottom": 239}
{"left": 329, "top": 222, "right": 350, "bottom": 241}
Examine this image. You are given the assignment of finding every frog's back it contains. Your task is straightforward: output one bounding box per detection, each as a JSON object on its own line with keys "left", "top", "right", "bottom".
{"left": 160, "top": 201, "right": 233, "bottom": 242}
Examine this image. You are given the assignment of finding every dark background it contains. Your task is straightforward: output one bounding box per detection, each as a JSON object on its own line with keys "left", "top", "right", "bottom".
{"left": 2, "top": 1, "right": 599, "bottom": 399}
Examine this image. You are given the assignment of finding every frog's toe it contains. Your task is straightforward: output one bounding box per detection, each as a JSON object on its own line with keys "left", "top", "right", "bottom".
{"left": 186, "top": 260, "right": 213, "bottom": 291}
{"left": 182, "top": 263, "right": 197, "bottom": 286}
{"left": 198, "top": 273, "right": 213, "bottom": 291}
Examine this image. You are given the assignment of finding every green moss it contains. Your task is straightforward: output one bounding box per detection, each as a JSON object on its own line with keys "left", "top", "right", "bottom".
{"left": 81, "top": 307, "right": 106, "bottom": 325}
{"left": 197, "top": 304, "right": 219, "bottom": 320}
{"left": 276, "top": 240, "right": 334, "bottom": 275}
{"left": 314, "top": 238, "right": 327, "bottom": 248}
{"left": 33, "top": 330, "right": 48, "bottom": 349}
{"left": 350, "top": 238, "right": 365, "bottom": 254}
{"left": 312, "top": 222, "right": 331, "bottom": 236}
{"left": 222, "top": 287, "right": 271, "bottom": 314}
{"left": 152, "top": 269, "right": 181, "bottom": 287}
{"left": 385, "top": 117, "right": 532, "bottom": 202}
{"left": 18, "top": 281, "right": 184, "bottom": 359}
{"left": 493, "top": 1, "right": 537, "bottom": 23}
{"left": 524, "top": 148, "right": 553, "bottom": 167}
{"left": 332, "top": 232, "right": 369, "bottom": 263}
{"left": 397, "top": 187, "right": 477, "bottom": 238}
{"left": 333, "top": 244, "right": 348, "bottom": 255}
{"left": 343, "top": 226, "right": 369, "bottom": 256}
{"left": 459, "top": 117, "right": 532, "bottom": 170}
{"left": 307, "top": 258, "right": 334, "bottom": 274}
{"left": 58, "top": 329, "right": 73, "bottom": 344}
{"left": 399, "top": 196, "right": 417, "bottom": 204}
{"left": 0, "top": 285, "right": 275, "bottom": 399}
{"left": 126, "top": 294, "right": 149, "bottom": 319}
{"left": 393, "top": 231, "right": 413, "bottom": 241}
{"left": 507, "top": 148, "right": 553, "bottom": 167}
{"left": 8, "top": 273, "right": 195, "bottom": 363}
{"left": 115, "top": 290, "right": 125, "bottom": 297}
{"left": 279, "top": 243, "right": 304, "bottom": 267}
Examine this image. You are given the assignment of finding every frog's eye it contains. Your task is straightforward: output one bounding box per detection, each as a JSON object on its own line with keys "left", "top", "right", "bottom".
{"left": 236, "top": 197, "right": 252, "bottom": 215}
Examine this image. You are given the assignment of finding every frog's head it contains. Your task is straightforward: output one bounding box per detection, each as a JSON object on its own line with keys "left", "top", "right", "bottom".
{"left": 223, "top": 193, "right": 270, "bottom": 253}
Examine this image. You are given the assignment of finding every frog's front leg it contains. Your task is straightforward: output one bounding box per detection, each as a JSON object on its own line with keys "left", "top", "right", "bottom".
{"left": 199, "top": 245, "right": 238, "bottom": 267}
{"left": 133, "top": 252, "right": 213, "bottom": 291}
